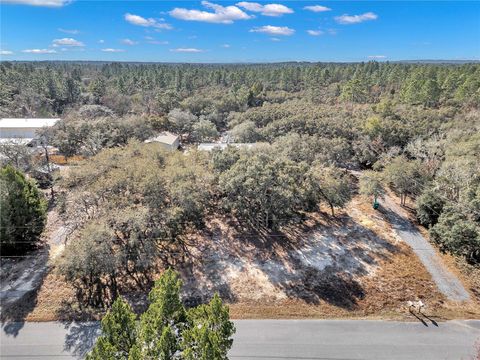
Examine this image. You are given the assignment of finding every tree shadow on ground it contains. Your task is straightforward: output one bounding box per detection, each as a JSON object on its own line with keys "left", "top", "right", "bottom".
{"left": 378, "top": 204, "right": 417, "bottom": 234}
{"left": 0, "top": 249, "right": 49, "bottom": 337}
{"left": 180, "top": 211, "right": 400, "bottom": 310}
{"left": 179, "top": 251, "right": 238, "bottom": 308}
{"left": 62, "top": 321, "right": 101, "bottom": 359}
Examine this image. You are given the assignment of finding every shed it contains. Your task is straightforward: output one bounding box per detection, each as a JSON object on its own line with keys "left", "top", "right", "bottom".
{"left": 144, "top": 131, "right": 180, "bottom": 150}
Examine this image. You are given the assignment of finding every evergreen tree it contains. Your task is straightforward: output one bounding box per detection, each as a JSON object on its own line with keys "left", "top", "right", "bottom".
{"left": 182, "top": 294, "right": 236, "bottom": 360}
{"left": 0, "top": 165, "right": 47, "bottom": 255}
{"left": 137, "top": 268, "right": 186, "bottom": 359}
{"left": 86, "top": 270, "right": 235, "bottom": 359}
{"left": 86, "top": 298, "right": 137, "bottom": 360}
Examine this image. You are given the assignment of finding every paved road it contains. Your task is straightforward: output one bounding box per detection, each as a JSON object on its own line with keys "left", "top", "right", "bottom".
{"left": 1, "top": 320, "right": 479, "bottom": 359}
{"left": 382, "top": 195, "right": 470, "bottom": 302}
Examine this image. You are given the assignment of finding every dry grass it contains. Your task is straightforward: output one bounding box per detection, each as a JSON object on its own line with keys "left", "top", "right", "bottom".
{"left": 50, "top": 154, "right": 84, "bottom": 165}
{"left": 23, "top": 273, "right": 104, "bottom": 322}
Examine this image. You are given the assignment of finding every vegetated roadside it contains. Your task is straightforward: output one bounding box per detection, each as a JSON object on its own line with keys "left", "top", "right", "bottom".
{"left": 4, "top": 194, "right": 478, "bottom": 323}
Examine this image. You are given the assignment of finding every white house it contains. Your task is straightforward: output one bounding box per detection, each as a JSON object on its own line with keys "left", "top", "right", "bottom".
{"left": 0, "top": 118, "right": 60, "bottom": 145}
{"left": 144, "top": 131, "right": 180, "bottom": 151}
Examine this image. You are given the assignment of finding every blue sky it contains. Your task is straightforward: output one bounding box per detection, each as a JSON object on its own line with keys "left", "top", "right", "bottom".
{"left": 1, "top": 1, "right": 479, "bottom": 62}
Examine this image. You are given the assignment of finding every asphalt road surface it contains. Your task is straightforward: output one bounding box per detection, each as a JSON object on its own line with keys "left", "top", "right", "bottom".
{"left": 1, "top": 320, "right": 479, "bottom": 359}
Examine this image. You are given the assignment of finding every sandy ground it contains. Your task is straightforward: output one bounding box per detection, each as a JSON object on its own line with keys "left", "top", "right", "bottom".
{"left": 180, "top": 201, "right": 396, "bottom": 307}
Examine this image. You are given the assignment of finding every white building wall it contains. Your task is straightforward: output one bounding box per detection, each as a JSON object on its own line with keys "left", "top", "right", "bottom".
{"left": 0, "top": 127, "right": 39, "bottom": 139}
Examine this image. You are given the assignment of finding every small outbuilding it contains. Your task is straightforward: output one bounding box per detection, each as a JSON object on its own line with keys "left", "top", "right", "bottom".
{"left": 144, "top": 131, "right": 180, "bottom": 151}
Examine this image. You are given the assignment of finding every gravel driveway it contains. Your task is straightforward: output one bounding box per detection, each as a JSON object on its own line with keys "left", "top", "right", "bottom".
{"left": 382, "top": 195, "right": 470, "bottom": 302}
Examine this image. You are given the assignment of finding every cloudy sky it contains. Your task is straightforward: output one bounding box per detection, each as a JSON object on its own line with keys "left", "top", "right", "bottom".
{"left": 0, "top": 0, "right": 479, "bottom": 62}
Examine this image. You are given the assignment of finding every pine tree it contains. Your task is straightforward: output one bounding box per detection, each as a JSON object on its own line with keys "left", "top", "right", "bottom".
{"left": 86, "top": 298, "right": 137, "bottom": 360}
{"left": 182, "top": 293, "right": 236, "bottom": 360}
{"left": 137, "top": 268, "right": 186, "bottom": 359}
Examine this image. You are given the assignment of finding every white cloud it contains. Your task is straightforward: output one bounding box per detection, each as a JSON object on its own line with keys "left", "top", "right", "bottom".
{"left": 58, "top": 28, "right": 79, "bottom": 34}
{"left": 2, "top": 0, "right": 69, "bottom": 7}
{"left": 145, "top": 37, "right": 169, "bottom": 45}
{"left": 221, "top": 44, "right": 231, "bottom": 48}
{"left": 368, "top": 55, "right": 387, "bottom": 59}
{"left": 236, "top": 2, "right": 293, "bottom": 17}
{"left": 335, "top": 12, "right": 378, "bottom": 24}
{"left": 307, "top": 30, "right": 324, "bottom": 36}
{"left": 270, "top": 37, "right": 281, "bottom": 42}
{"left": 170, "top": 1, "right": 252, "bottom": 24}
{"left": 0, "top": 50, "right": 14, "bottom": 55}
{"left": 303, "top": 5, "right": 331, "bottom": 12}
{"left": 250, "top": 25, "right": 294, "bottom": 36}
{"left": 52, "top": 38, "right": 84, "bottom": 47}
{"left": 101, "top": 48, "right": 125, "bottom": 53}
{"left": 98, "top": 39, "right": 105, "bottom": 44}
{"left": 22, "top": 48, "right": 57, "bottom": 54}
{"left": 170, "top": 48, "right": 205, "bottom": 53}
{"left": 121, "top": 38, "right": 138, "bottom": 46}
{"left": 124, "top": 13, "right": 172, "bottom": 29}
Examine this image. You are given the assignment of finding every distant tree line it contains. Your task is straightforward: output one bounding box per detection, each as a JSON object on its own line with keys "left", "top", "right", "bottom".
{"left": 1, "top": 62, "right": 479, "bottom": 118}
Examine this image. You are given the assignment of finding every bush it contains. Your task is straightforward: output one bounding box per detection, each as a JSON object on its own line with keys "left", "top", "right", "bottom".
{"left": 430, "top": 206, "right": 480, "bottom": 265}
{"left": 416, "top": 189, "right": 445, "bottom": 227}
{"left": 0, "top": 165, "right": 47, "bottom": 255}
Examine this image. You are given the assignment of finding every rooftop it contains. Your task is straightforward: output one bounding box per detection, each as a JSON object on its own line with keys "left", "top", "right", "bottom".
{"left": 0, "top": 118, "right": 60, "bottom": 128}
{"left": 145, "top": 131, "right": 180, "bottom": 146}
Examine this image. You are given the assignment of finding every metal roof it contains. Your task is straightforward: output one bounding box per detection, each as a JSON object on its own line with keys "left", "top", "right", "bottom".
{"left": 0, "top": 118, "right": 60, "bottom": 128}
{"left": 145, "top": 131, "right": 180, "bottom": 146}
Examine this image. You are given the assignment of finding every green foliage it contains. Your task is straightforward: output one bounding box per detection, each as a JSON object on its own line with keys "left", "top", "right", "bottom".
{"left": 0, "top": 165, "right": 47, "bottom": 255}
{"left": 56, "top": 143, "right": 212, "bottom": 305}
{"left": 57, "top": 223, "right": 119, "bottom": 306}
{"left": 359, "top": 171, "right": 385, "bottom": 201}
{"left": 87, "top": 298, "right": 137, "bottom": 360}
{"left": 182, "top": 294, "right": 235, "bottom": 360}
{"left": 138, "top": 269, "right": 186, "bottom": 358}
{"left": 2, "top": 62, "right": 478, "bottom": 118}
{"left": 383, "top": 156, "right": 428, "bottom": 205}
{"left": 309, "top": 166, "right": 352, "bottom": 216}
{"left": 430, "top": 206, "right": 480, "bottom": 265}
{"left": 86, "top": 270, "right": 235, "bottom": 360}
{"left": 192, "top": 118, "right": 219, "bottom": 142}
{"left": 230, "top": 121, "right": 261, "bottom": 143}
{"left": 218, "top": 149, "right": 312, "bottom": 229}
{"left": 416, "top": 188, "right": 445, "bottom": 227}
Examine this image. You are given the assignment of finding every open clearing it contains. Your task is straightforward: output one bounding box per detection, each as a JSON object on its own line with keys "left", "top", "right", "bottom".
{"left": 1, "top": 195, "right": 479, "bottom": 324}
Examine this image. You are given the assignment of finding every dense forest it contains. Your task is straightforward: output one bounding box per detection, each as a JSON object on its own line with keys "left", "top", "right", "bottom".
{"left": 1, "top": 61, "right": 479, "bottom": 306}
